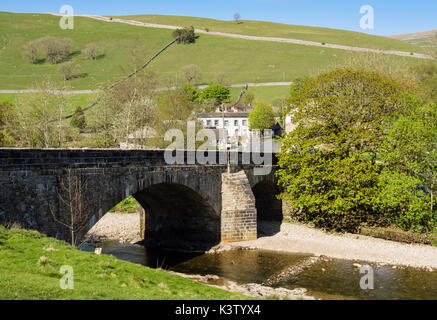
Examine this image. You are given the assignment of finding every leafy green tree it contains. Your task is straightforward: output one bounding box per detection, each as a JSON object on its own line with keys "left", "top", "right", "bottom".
{"left": 248, "top": 101, "right": 276, "bottom": 134}
{"left": 276, "top": 68, "right": 410, "bottom": 231}
{"left": 199, "top": 84, "right": 230, "bottom": 105}
{"left": 378, "top": 93, "right": 437, "bottom": 231}
{"left": 172, "top": 26, "right": 197, "bottom": 44}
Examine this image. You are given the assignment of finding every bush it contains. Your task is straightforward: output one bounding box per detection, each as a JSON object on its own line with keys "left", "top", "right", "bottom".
{"left": 70, "top": 106, "right": 87, "bottom": 130}
{"left": 82, "top": 43, "right": 102, "bottom": 60}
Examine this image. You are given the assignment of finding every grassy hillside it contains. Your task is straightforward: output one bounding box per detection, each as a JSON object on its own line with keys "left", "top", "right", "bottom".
{"left": 0, "top": 12, "right": 424, "bottom": 91}
{"left": 0, "top": 226, "right": 247, "bottom": 300}
{"left": 118, "top": 14, "right": 424, "bottom": 53}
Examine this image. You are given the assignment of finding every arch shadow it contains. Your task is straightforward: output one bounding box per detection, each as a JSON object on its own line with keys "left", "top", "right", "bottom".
{"left": 133, "top": 183, "right": 220, "bottom": 251}
{"left": 252, "top": 180, "right": 283, "bottom": 238}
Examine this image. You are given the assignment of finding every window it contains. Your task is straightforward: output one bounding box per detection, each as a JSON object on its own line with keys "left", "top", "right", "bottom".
{"left": 242, "top": 120, "right": 248, "bottom": 126}
{"left": 224, "top": 120, "right": 229, "bottom": 127}
{"left": 207, "top": 120, "right": 212, "bottom": 127}
{"left": 234, "top": 120, "right": 239, "bottom": 126}
{"left": 214, "top": 120, "right": 219, "bottom": 127}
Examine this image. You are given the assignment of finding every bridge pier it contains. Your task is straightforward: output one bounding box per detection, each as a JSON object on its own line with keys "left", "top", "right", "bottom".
{"left": 221, "top": 171, "right": 257, "bottom": 242}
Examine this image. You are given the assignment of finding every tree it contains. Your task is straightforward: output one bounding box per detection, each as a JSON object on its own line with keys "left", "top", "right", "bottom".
{"left": 22, "top": 40, "right": 39, "bottom": 64}
{"left": 378, "top": 93, "right": 437, "bottom": 231}
{"left": 248, "top": 101, "right": 276, "bottom": 134}
{"left": 172, "top": 26, "right": 197, "bottom": 44}
{"left": 16, "top": 80, "right": 68, "bottom": 148}
{"left": 200, "top": 84, "right": 230, "bottom": 105}
{"left": 150, "top": 90, "right": 196, "bottom": 149}
{"left": 276, "top": 68, "right": 411, "bottom": 232}
{"left": 40, "top": 36, "right": 73, "bottom": 64}
{"left": 180, "top": 64, "right": 202, "bottom": 84}
{"left": 60, "top": 26, "right": 197, "bottom": 121}
{"left": 234, "top": 13, "right": 241, "bottom": 24}
{"left": 70, "top": 106, "right": 86, "bottom": 130}
{"left": 82, "top": 43, "right": 102, "bottom": 60}
{"left": 50, "top": 168, "right": 93, "bottom": 246}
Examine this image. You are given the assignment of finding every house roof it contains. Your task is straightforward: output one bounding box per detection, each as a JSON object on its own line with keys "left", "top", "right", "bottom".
{"left": 198, "top": 112, "right": 249, "bottom": 118}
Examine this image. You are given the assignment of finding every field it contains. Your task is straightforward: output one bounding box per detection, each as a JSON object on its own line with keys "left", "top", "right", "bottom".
{"left": 118, "top": 14, "right": 424, "bottom": 52}
{"left": 0, "top": 226, "right": 247, "bottom": 300}
{"left": 0, "top": 11, "right": 424, "bottom": 92}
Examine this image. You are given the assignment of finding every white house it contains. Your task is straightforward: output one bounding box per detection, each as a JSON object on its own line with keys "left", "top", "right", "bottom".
{"left": 197, "top": 112, "right": 250, "bottom": 139}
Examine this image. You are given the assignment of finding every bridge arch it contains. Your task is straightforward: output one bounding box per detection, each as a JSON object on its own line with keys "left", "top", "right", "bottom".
{"left": 133, "top": 182, "right": 220, "bottom": 248}
{"left": 245, "top": 169, "right": 283, "bottom": 237}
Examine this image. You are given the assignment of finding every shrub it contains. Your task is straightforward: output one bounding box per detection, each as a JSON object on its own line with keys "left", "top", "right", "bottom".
{"left": 83, "top": 43, "right": 102, "bottom": 60}
{"left": 70, "top": 106, "right": 87, "bottom": 130}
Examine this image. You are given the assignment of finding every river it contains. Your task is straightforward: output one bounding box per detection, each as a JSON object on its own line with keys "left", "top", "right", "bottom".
{"left": 80, "top": 241, "right": 437, "bottom": 300}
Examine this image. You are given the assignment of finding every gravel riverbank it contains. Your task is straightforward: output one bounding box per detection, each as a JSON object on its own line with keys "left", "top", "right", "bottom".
{"left": 86, "top": 212, "right": 142, "bottom": 244}
{"left": 86, "top": 213, "right": 437, "bottom": 269}
{"left": 212, "top": 222, "right": 437, "bottom": 270}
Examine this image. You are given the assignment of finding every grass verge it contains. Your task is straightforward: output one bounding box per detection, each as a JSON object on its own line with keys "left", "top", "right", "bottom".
{"left": 0, "top": 226, "right": 248, "bottom": 300}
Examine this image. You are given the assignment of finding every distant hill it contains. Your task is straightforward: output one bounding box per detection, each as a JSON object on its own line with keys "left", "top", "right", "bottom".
{"left": 389, "top": 29, "right": 437, "bottom": 48}
{"left": 0, "top": 12, "right": 425, "bottom": 92}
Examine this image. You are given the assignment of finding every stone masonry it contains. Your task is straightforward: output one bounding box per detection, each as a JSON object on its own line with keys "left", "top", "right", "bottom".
{"left": 0, "top": 149, "right": 279, "bottom": 247}
{"left": 221, "top": 171, "right": 257, "bottom": 242}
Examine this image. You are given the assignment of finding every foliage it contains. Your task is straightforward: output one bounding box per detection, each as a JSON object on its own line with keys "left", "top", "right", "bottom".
{"left": 199, "top": 84, "right": 230, "bottom": 105}
{"left": 88, "top": 73, "right": 159, "bottom": 148}
{"left": 410, "top": 61, "right": 437, "bottom": 104}
{"left": 14, "top": 80, "right": 69, "bottom": 148}
{"left": 276, "top": 68, "right": 411, "bottom": 232}
{"left": 172, "top": 26, "right": 197, "bottom": 44}
{"left": 378, "top": 93, "right": 437, "bottom": 231}
{"left": 58, "top": 61, "right": 85, "bottom": 81}
{"left": 150, "top": 90, "right": 197, "bottom": 149}
{"left": 0, "top": 100, "right": 17, "bottom": 147}
{"left": 82, "top": 43, "right": 102, "bottom": 60}
{"left": 23, "top": 36, "right": 73, "bottom": 65}
{"left": 248, "top": 101, "right": 276, "bottom": 134}
{"left": 70, "top": 106, "right": 87, "bottom": 130}
{"left": 180, "top": 64, "right": 202, "bottom": 84}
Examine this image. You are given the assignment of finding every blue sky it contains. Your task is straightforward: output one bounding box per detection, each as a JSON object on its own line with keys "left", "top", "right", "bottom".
{"left": 1, "top": 0, "right": 436, "bottom": 36}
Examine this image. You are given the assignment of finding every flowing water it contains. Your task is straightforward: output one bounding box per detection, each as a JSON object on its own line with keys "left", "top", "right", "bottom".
{"left": 81, "top": 241, "right": 437, "bottom": 300}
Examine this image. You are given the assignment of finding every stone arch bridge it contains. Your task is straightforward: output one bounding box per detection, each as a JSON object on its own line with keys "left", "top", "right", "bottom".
{"left": 0, "top": 149, "right": 282, "bottom": 248}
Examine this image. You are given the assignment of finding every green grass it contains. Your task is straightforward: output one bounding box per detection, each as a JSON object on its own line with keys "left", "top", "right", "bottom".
{"left": 0, "top": 12, "right": 424, "bottom": 91}
{"left": 118, "top": 14, "right": 424, "bottom": 53}
{"left": 110, "top": 196, "right": 141, "bottom": 214}
{"left": 0, "top": 226, "right": 248, "bottom": 300}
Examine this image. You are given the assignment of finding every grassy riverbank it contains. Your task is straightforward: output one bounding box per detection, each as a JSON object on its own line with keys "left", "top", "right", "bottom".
{"left": 0, "top": 226, "right": 247, "bottom": 300}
